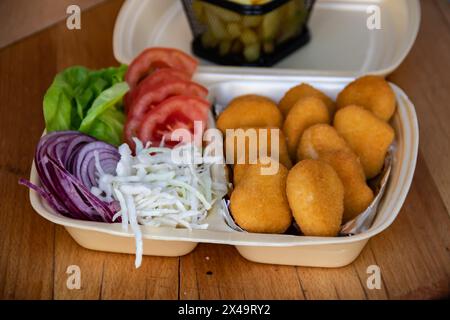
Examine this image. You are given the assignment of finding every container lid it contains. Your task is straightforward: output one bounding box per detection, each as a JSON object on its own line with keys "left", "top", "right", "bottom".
{"left": 113, "top": 0, "right": 421, "bottom": 78}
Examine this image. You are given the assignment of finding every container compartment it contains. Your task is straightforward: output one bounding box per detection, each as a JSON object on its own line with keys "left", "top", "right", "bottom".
{"left": 235, "top": 240, "right": 368, "bottom": 267}
{"left": 66, "top": 227, "right": 198, "bottom": 257}
{"left": 28, "top": 76, "right": 418, "bottom": 266}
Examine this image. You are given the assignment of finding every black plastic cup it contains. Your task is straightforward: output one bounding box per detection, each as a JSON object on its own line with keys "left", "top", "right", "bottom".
{"left": 182, "top": 0, "right": 315, "bottom": 67}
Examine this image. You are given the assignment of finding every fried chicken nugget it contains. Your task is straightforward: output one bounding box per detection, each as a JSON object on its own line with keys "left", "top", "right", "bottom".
{"left": 283, "top": 97, "right": 330, "bottom": 160}
{"left": 233, "top": 156, "right": 280, "bottom": 186}
{"left": 217, "top": 95, "right": 283, "bottom": 133}
{"left": 225, "top": 127, "right": 292, "bottom": 169}
{"left": 233, "top": 163, "right": 247, "bottom": 186}
{"left": 337, "top": 75, "right": 396, "bottom": 121}
{"left": 230, "top": 161, "right": 292, "bottom": 233}
{"left": 279, "top": 83, "right": 335, "bottom": 117}
{"left": 286, "top": 160, "right": 344, "bottom": 237}
{"left": 320, "top": 151, "right": 374, "bottom": 222}
{"left": 334, "top": 105, "right": 395, "bottom": 179}
{"left": 297, "top": 124, "right": 373, "bottom": 220}
{"left": 297, "top": 124, "right": 352, "bottom": 161}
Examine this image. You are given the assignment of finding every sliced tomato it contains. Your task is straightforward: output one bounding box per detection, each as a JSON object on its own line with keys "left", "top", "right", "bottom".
{"left": 124, "top": 80, "right": 208, "bottom": 144}
{"left": 125, "top": 48, "right": 198, "bottom": 89}
{"left": 124, "top": 68, "right": 191, "bottom": 113}
{"left": 130, "top": 80, "right": 208, "bottom": 119}
{"left": 123, "top": 117, "right": 143, "bottom": 149}
{"left": 138, "top": 96, "right": 210, "bottom": 148}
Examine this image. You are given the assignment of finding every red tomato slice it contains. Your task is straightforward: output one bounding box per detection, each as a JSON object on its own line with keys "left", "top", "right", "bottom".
{"left": 138, "top": 96, "right": 210, "bottom": 148}
{"left": 130, "top": 80, "right": 208, "bottom": 119}
{"left": 124, "top": 68, "right": 190, "bottom": 113}
{"left": 124, "top": 117, "right": 145, "bottom": 149}
{"left": 124, "top": 80, "right": 208, "bottom": 144}
{"left": 125, "top": 47, "right": 198, "bottom": 89}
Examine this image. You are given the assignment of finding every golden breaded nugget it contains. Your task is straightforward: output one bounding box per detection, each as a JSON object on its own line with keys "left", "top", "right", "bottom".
{"left": 279, "top": 83, "right": 335, "bottom": 117}
{"left": 217, "top": 95, "right": 283, "bottom": 133}
{"left": 283, "top": 97, "right": 330, "bottom": 160}
{"left": 337, "top": 75, "right": 396, "bottom": 121}
{"left": 233, "top": 163, "right": 247, "bottom": 186}
{"left": 233, "top": 156, "right": 279, "bottom": 186}
{"left": 225, "top": 127, "right": 292, "bottom": 169}
{"left": 286, "top": 160, "right": 344, "bottom": 237}
{"left": 297, "top": 124, "right": 352, "bottom": 161}
{"left": 320, "top": 151, "right": 374, "bottom": 222}
{"left": 230, "top": 162, "right": 292, "bottom": 233}
{"left": 334, "top": 105, "right": 395, "bottom": 179}
{"left": 296, "top": 124, "right": 373, "bottom": 220}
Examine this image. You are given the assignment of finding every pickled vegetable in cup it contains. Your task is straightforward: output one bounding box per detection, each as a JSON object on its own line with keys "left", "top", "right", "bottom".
{"left": 184, "top": 0, "right": 315, "bottom": 65}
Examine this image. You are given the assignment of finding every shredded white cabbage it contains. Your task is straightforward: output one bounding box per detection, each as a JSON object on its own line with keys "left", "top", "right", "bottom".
{"left": 92, "top": 139, "right": 227, "bottom": 268}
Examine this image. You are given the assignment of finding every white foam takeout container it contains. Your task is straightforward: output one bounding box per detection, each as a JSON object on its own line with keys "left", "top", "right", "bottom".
{"left": 29, "top": 78, "right": 419, "bottom": 267}
{"left": 113, "top": 0, "right": 420, "bottom": 77}
{"left": 27, "top": 0, "right": 420, "bottom": 267}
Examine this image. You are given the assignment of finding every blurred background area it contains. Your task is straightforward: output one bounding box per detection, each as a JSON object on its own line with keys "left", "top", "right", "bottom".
{"left": 0, "top": 0, "right": 106, "bottom": 49}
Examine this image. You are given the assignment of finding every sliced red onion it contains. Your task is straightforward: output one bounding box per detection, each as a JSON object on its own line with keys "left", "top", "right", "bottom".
{"left": 19, "top": 178, "right": 68, "bottom": 214}
{"left": 21, "top": 131, "right": 120, "bottom": 223}
{"left": 72, "top": 142, "right": 119, "bottom": 190}
{"left": 64, "top": 134, "right": 96, "bottom": 168}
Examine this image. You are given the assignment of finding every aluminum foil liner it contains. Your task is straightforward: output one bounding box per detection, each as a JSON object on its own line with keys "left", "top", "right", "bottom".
{"left": 221, "top": 198, "right": 246, "bottom": 232}
{"left": 221, "top": 148, "right": 394, "bottom": 237}
{"left": 339, "top": 149, "right": 393, "bottom": 236}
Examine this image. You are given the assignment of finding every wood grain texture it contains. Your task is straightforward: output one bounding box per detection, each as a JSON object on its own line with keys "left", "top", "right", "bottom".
{"left": 365, "top": 153, "right": 450, "bottom": 299}
{"left": 0, "top": 25, "right": 57, "bottom": 300}
{"left": 180, "top": 245, "right": 305, "bottom": 300}
{"left": 0, "top": 0, "right": 448, "bottom": 300}
{"left": 389, "top": 0, "right": 450, "bottom": 214}
{"left": 0, "top": 0, "right": 106, "bottom": 49}
{"left": 435, "top": 0, "right": 450, "bottom": 28}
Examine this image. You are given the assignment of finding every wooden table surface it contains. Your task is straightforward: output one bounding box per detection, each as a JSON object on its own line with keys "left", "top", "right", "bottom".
{"left": 0, "top": 0, "right": 449, "bottom": 300}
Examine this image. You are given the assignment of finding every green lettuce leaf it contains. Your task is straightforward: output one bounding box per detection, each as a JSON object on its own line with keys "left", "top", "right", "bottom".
{"left": 79, "top": 82, "right": 129, "bottom": 144}
{"left": 43, "top": 64, "right": 129, "bottom": 145}
{"left": 87, "top": 107, "right": 125, "bottom": 146}
{"left": 43, "top": 66, "right": 90, "bottom": 131}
